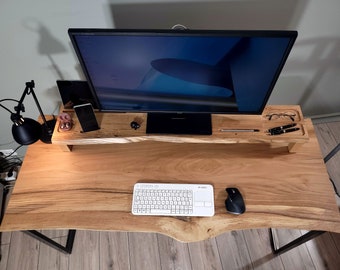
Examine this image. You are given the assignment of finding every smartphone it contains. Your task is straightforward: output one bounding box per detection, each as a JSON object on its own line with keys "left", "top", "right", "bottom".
{"left": 56, "top": 80, "right": 98, "bottom": 109}
{"left": 73, "top": 103, "right": 100, "bottom": 132}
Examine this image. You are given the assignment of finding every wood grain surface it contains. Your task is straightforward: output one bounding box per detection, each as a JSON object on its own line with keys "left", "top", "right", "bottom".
{"left": 52, "top": 105, "right": 309, "bottom": 152}
{"left": 1, "top": 119, "right": 339, "bottom": 242}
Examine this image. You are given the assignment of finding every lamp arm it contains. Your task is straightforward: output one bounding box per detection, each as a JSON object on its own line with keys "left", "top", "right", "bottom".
{"left": 28, "top": 83, "right": 50, "bottom": 130}
{"left": 15, "top": 80, "right": 50, "bottom": 130}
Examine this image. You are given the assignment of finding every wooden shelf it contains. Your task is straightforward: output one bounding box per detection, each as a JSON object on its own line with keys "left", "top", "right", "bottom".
{"left": 52, "top": 105, "right": 309, "bottom": 152}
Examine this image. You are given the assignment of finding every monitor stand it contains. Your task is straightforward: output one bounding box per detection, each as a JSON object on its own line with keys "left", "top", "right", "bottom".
{"left": 146, "top": 113, "right": 212, "bottom": 135}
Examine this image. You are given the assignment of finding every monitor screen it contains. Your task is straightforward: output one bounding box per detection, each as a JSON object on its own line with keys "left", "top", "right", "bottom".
{"left": 68, "top": 29, "right": 297, "bottom": 115}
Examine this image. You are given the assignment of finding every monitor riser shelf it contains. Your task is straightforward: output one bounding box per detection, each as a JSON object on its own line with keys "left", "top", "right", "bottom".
{"left": 52, "top": 105, "right": 309, "bottom": 152}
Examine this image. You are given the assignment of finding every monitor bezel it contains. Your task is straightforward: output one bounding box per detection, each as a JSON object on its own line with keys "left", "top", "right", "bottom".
{"left": 68, "top": 28, "right": 297, "bottom": 115}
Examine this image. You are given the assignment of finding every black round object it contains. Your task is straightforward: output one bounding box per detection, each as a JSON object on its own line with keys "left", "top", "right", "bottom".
{"left": 12, "top": 117, "right": 42, "bottom": 145}
{"left": 130, "top": 121, "right": 140, "bottom": 130}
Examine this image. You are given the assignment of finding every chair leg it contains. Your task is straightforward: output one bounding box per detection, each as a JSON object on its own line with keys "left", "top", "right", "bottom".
{"left": 269, "top": 228, "right": 325, "bottom": 255}
{"left": 23, "top": 229, "right": 76, "bottom": 254}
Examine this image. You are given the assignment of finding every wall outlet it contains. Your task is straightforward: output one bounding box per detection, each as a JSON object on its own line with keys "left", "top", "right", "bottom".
{"left": 0, "top": 149, "right": 17, "bottom": 157}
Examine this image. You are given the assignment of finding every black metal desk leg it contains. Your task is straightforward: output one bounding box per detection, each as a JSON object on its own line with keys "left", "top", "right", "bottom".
{"left": 23, "top": 229, "right": 76, "bottom": 254}
{"left": 0, "top": 231, "right": 2, "bottom": 261}
{"left": 269, "top": 229, "right": 325, "bottom": 255}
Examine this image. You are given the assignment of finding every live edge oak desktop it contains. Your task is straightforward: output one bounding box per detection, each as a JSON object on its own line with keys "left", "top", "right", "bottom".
{"left": 1, "top": 105, "right": 340, "bottom": 254}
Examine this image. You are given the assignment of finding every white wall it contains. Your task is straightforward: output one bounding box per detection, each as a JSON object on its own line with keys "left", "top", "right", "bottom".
{"left": 0, "top": 0, "right": 112, "bottom": 156}
{"left": 1, "top": 0, "right": 340, "bottom": 156}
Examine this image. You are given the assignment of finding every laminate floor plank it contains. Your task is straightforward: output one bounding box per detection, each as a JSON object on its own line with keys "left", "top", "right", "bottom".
{"left": 304, "top": 232, "right": 340, "bottom": 270}
{"left": 325, "top": 122, "right": 340, "bottom": 193}
{"left": 5, "top": 231, "right": 40, "bottom": 270}
{"left": 0, "top": 232, "right": 11, "bottom": 245}
{"left": 128, "top": 232, "right": 161, "bottom": 270}
{"left": 314, "top": 122, "right": 340, "bottom": 203}
{"left": 2, "top": 229, "right": 340, "bottom": 270}
{"left": 99, "top": 231, "right": 130, "bottom": 270}
{"left": 0, "top": 232, "right": 12, "bottom": 269}
{"left": 272, "top": 229, "right": 316, "bottom": 270}
{"left": 330, "top": 232, "right": 340, "bottom": 252}
{"left": 325, "top": 156, "right": 340, "bottom": 195}
{"left": 39, "top": 229, "right": 70, "bottom": 239}
{"left": 187, "top": 238, "right": 223, "bottom": 270}
{"left": 68, "top": 230, "right": 100, "bottom": 270}
{"left": 313, "top": 122, "right": 338, "bottom": 156}
{"left": 0, "top": 242, "right": 10, "bottom": 270}
{"left": 215, "top": 230, "right": 253, "bottom": 270}
{"left": 37, "top": 236, "right": 69, "bottom": 270}
{"left": 327, "top": 121, "right": 340, "bottom": 142}
{"left": 157, "top": 233, "right": 192, "bottom": 270}
{"left": 243, "top": 229, "right": 284, "bottom": 270}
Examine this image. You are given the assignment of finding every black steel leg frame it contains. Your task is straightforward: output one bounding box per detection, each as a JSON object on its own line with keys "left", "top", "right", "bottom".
{"left": 0, "top": 230, "right": 75, "bottom": 261}
{"left": 269, "top": 229, "right": 325, "bottom": 255}
{"left": 269, "top": 143, "right": 340, "bottom": 255}
{"left": 23, "top": 229, "right": 76, "bottom": 254}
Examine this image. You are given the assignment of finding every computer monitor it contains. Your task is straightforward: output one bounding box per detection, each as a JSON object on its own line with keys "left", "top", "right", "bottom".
{"left": 68, "top": 29, "right": 297, "bottom": 135}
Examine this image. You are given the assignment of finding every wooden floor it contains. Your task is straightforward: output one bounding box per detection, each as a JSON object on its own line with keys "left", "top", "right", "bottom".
{"left": 1, "top": 120, "right": 339, "bottom": 270}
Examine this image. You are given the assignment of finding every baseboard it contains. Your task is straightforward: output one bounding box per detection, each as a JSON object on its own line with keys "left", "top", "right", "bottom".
{"left": 311, "top": 113, "right": 340, "bottom": 124}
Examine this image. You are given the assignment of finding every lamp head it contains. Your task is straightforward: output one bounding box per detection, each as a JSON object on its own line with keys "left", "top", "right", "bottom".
{"left": 11, "top": 114, "right": 42, "bottom": 145}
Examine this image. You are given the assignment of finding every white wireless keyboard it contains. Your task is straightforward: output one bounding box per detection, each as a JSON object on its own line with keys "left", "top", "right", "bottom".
{"left": 132, "top": 183, "right": 215, "bottom": 217}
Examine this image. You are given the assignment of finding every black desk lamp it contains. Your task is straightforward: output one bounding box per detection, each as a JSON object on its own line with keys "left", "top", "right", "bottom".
{"left": 0, "top": 80, "right": 56, "bottom": 145}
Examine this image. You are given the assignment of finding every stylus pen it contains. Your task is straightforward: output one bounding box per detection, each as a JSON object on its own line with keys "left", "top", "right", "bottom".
{"left": 220, "top": 129, "right": 260, "bottom": 132}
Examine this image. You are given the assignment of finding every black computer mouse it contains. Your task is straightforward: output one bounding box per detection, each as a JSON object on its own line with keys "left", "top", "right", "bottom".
{"left": 225, "top": 187, "right": 246, "bottom": 215}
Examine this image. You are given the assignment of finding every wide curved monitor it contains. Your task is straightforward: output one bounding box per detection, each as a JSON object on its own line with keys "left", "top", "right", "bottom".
{"left": 68, "top": 29, "right": 297, "bottom": 134}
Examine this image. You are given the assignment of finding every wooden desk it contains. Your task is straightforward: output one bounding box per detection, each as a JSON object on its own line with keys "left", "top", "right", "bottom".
{"left": 0, "top": 119, "right": 339, "bottom": 242}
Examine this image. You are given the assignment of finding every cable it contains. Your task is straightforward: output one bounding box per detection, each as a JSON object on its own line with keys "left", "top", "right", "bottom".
{"left": 0, "top": 150, "right": 23, "bottom": 174}
{"left": 1, "top": 145, "right": 23, "bottom": 158}
{"left": 0, "top": 145, "right": 23, "bottom": 175}
{"left": 0, "top": 98, "right": 20, "bottom": 113}
{"left": 0, "top": 98, "right": 20, "bottom": 103}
